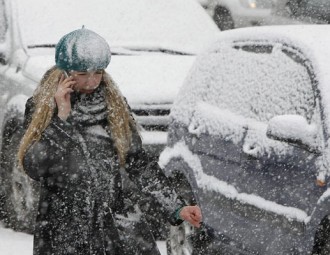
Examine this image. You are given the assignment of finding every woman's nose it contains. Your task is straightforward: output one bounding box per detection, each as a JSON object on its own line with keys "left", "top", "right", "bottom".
{"left": 86, "top": 74, "right": 98, "bottom": 85}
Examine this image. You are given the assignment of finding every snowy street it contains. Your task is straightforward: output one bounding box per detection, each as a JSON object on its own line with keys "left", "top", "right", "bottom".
{"left": 0, "top": 223, "right": 167, "bottom": 255}
{"left": 0, "top": 225, "right": 33, "bottom": 255}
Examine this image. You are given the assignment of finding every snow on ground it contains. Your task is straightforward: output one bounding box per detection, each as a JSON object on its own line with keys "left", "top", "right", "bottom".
{"left": 0, "top": 225, "right": 33, "bottom": 255}
{"left": 0, "top": 224, "right": 167, "bottom": 255}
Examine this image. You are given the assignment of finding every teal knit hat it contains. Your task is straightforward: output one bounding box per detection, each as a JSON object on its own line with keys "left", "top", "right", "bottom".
{"left": 55, "top": 28, "right": 111, "bottom": 71}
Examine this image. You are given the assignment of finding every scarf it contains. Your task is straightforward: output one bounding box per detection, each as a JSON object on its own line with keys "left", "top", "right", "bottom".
{"left": 68, "top": 84, "right": 108, "bottom": 126}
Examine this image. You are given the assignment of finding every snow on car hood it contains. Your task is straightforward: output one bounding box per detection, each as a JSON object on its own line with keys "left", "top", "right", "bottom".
{"left": 23, "top": 53, "right": 195, "bottom": 105}
{"left": 108, "top": 54, "right": 195, "bottom": 105}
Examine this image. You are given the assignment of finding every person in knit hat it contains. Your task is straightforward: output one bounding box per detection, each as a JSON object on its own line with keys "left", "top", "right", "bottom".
{"left": 17, "top": 28, "right": 202, "bottom": 255}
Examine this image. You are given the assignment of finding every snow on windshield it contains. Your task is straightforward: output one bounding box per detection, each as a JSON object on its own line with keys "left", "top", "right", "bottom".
{"left": 170, "top": 38, "right": 323, "bottom": 156}
{"left": 171, "top": 42, "right": 315, "bottom": 126}
{"left": 14, "top": 0, "right": 218, "bottom": 53}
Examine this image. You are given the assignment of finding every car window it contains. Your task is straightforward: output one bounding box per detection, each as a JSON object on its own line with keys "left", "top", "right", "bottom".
{"left": 304, "top": 0, "right": 330, "bottom": 22}
{"left": 289, "top": 0, "right": 330, "bottom": 22}
{"left": 228, "top": 44, "right": 315, "bottom": 122}
{"left": 256, "top": 0, "right": 273, "bottom": 9}
{"left": 173, "top": 42, "right": 316, "bottom": 124}
{"left": 0, "top": 0, "right": 7, "bottom": 43}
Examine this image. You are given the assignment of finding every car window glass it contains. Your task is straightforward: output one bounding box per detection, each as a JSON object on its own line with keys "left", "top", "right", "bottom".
{"left": 0, "top": 0, "right": 7, "bottom": 43}
{"left": 172, "top": 42, "right": 317, "bottom": 127}
{"left": 290, "top": 0, "right": 330, "bottom": 22}
{"left": 306, "top": 0, "right": 330, "bottom": 8}
{"left": 256, "top": 0, "right": 273, "bottom": 9}
{"left": 195, "top": 43, "right": 314, "bottom": 123}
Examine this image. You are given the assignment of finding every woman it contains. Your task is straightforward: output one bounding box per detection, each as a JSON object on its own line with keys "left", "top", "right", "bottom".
{"left": 18, "top": 28, "right": 202, "bottom": 255}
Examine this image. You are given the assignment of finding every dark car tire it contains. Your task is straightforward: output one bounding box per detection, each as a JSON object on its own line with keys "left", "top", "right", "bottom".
{"left": 312, "top": 215, "right": 330, "bottom": 255}
{"left": 213, "top": 6, "right": 235, "bottom": 31}
{"left": 166, "top": 221, "right": 194, "bottom": 255}
{"left": 1, "top": 126, "right": 38, "bottom": 234}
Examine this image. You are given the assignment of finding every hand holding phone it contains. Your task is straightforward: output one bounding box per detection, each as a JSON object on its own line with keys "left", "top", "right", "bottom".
{"left": 55, "top": 71, "right": 76, "bottom": 120}
{"left": 63, "top": 71, "right": 75, "bottom": 90}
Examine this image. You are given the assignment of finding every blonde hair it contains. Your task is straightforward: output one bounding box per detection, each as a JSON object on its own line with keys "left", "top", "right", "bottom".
{"left": 18, "top": 66, "right": 136, "bottom": 167}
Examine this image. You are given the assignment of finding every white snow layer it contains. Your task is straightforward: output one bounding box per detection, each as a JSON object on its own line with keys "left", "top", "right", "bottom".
{"left": 159, "top": 141, "right": 309, "bottom": 223}
{"left": 0, "top": 224, "right": 168, "bottom": 255}
{"left": 15, "top": 0, "right": 218, "bottom": 54}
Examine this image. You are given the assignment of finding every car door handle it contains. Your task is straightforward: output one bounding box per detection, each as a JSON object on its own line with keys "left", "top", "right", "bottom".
{"left": 242, "top": 143, "right": 260, "bottom": 159}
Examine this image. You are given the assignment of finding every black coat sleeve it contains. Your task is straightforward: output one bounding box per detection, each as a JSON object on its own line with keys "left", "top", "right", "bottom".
{"left": 22, "top": 98, "right": 77, "bottom": 181}
{"left": 125, "top": 129, "right": 185, "bottom": 226}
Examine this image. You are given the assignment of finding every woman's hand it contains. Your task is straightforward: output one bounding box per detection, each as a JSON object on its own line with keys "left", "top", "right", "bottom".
{"left": 54, "top": 74, "right": 76, "bottom": 121}
{"left": 180, "top": 205, "right": 202, "bottom": 228}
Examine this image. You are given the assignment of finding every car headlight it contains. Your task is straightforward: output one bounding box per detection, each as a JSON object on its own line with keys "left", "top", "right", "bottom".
{"left": 239, "top": 0, "right": 257, "bottom": 9}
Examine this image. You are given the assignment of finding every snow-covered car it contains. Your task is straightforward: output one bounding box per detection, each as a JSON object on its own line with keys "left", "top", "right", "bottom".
{"left": 271, "top": 0, "right": 330, "bottom": 25}
{"left": 0, "top": 0, "right": 219, "bottom": 234}
{"left": 161, "top": 25, "right": 330, "bottom": 254}
{"left": 196, "top": 0, "right": 274, "bottom": 30}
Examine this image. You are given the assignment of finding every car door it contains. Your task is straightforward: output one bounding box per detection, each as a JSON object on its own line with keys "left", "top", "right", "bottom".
{"left": 235, "top": 42, "right": 327, "bottom": 253}
{"left": 235, "top": 43, "right": 325, "bottom": 216}
{"left": 185, "top": 41, "right": 326, "bottom": 252}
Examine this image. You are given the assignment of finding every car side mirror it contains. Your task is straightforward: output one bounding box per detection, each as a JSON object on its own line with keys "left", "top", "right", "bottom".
{"left": 266, "top": 114, "right": 321, "bottom": 154}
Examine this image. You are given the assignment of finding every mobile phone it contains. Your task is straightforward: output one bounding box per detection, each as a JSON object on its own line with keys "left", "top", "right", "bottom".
{"left": 63, "top": 71, "right": 75, "bottom": 90}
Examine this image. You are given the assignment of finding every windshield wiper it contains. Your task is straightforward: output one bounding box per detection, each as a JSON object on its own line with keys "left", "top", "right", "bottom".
{"left": 127, "top": 47, "right": 193, "bottom": 55}
{"left": 28, "top": 44, "right": 56, "bottom": 49}
{"left": 27, "top": 44, "right": 131, "bottom": 55}
{"left": 27, "top": 45, "right": 193, "bottom": 56}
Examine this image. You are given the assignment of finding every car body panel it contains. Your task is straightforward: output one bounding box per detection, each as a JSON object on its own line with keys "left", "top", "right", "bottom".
{"left": 197, "top": 0, "right": 273, "bottom": 28}
{"left": 161, "top": 25, "right": 330, "bottom": 254}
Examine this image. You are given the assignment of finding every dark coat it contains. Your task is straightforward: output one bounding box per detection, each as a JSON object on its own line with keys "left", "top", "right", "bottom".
{"left": 23, "top": 98, "right": 184, "bottom": 255}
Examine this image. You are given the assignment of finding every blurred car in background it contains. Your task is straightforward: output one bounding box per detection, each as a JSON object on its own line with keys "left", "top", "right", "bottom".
{"left": 271, "top": 0, "right": 330, "bottom": 24}
{"left": 161, "top": 25, "right": 330, "bottom": 254}
{"left": 196, "top": 0, "right": 274, "bottom": 30}
{"left": 0, "top": 0, "right": 219, "bottom": 237}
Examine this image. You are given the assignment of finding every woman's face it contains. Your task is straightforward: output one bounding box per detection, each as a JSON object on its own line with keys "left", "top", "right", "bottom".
{"left": 70, "top": 70, "right": 103, "bottom": 94}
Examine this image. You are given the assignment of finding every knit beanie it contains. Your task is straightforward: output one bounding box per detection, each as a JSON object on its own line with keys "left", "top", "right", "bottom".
{"left": 55, "top": 28, "right": 111, "bottom": 71}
